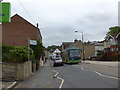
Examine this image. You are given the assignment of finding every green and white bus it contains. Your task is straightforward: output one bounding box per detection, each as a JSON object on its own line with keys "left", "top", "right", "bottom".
{"left": 61, "top": 47, "right": 81, "bottom": 64}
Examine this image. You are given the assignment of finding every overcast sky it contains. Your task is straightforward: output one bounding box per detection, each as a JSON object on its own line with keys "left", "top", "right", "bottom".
{"left": 4, "top": 0, "right": 119, "bottom": 47}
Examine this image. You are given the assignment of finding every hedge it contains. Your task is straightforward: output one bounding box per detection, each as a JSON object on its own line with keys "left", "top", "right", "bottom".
{"left": 2, "top": 44, "right": 34, "bottom": 63}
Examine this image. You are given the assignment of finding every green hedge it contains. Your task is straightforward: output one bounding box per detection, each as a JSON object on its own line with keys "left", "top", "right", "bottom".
{"left": 30, "top": 40, "right": 44, "bottom": 63}
{"left": 2, "top": 44, "right": 34, "bottom": 63}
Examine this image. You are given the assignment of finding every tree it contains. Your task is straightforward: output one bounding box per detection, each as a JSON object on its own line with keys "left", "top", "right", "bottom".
{"left": 108, "top": 26, "right": 120, "bottom": 34}
{"left": 47, "top": 45, "right": 61, "bottom": 52}
{"left": 30, "top": 40, "right": 44, "bottom": 62}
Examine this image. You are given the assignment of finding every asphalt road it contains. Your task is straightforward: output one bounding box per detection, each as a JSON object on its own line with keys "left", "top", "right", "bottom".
{"left": 14, "top": 60, "right": 119, "bottom": 89}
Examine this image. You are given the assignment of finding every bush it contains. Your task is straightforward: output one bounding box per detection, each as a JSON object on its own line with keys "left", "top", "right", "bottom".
{"left": 96, "top": 50, "right": 120, "bottom": 61}
{"left": 30, "top": 40, "right": 44, "bottom": 63}
{"left": 2, "top": 45, "right": 34, "bottom": 63}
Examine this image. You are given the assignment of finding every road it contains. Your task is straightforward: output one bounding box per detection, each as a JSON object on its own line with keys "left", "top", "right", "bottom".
{"left": 14, "top": 60, "right": 119, "bottom": 89}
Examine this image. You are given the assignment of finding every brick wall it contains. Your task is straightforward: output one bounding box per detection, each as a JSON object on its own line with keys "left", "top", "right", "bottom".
{"left": 2, "top": 14, "right": 42, "bottom": 46}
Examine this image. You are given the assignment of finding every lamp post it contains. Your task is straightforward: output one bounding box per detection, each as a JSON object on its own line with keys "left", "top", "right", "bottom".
{"left": 75, "top": 31, "right": 85, "bottom": 61}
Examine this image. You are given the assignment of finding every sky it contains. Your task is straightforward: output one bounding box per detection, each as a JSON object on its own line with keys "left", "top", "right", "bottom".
{"left": 3, "top": 0, "right": 119, "bottom": 47}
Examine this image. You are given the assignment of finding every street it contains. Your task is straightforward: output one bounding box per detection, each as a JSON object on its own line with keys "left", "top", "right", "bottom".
{"left": 14, "top": 59, "right": 119, "bottom": 89}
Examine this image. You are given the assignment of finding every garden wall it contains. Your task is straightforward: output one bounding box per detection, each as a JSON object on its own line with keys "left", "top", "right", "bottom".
{"left": 1, "top": 61, "right": 32, "bottom": 81}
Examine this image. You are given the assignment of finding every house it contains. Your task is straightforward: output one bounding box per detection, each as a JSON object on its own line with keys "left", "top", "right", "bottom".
{"left": 91, "top": 41, "right": 104, "bottom": 56}
{"left": 2, "top": 14, "right": 42, "bottom": 46}
{"left": 53, "top": 49, "right": 61, "bottom": 58}
{"left": 104, "top": 32, "right": 120, "bottom": 52}
{"left": 116, "top": 32, "right": 120, "bottom": 51}
{"left": 61, "top": 42, "right": 75, "bottom": 50}
{"left": 61, "top": 39, "right": 95, "bottom": 59}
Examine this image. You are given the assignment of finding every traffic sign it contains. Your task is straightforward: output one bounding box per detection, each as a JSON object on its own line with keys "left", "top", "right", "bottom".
{"left": 0, "top": 2, "right": 11, "bottom": 23}
{"left": 30, "top": 40, "right": 37, "bottom": 45}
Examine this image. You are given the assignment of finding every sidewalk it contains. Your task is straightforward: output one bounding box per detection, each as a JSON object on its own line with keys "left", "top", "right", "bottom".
{"left": 14, "top": 61, "right": 54, "bottom": 88}
{"left": 83, "top": 60, "right": 119, "bottom": 68}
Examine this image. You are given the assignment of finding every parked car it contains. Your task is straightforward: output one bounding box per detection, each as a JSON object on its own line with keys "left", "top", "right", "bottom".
{"left": 89, "top": 55, "right": 97, "bottom": 60}
{"left": 53, "top": 57, "right": 63, "bottom": 67}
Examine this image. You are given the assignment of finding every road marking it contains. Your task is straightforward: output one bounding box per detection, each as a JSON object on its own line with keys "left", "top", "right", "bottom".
{"left": 95, "top": 71, "right": 119, "bottom": 80}
{"left": 81, "top": 67, "right": 84, "bottom": 70}
{"left": 80, "top": 66, "right": 119, "bottom": 80}
{"left": 57, "top": 77, "right": 64, "bottom": 88}
{"left": 6, "top": 81, "right": 17, "bottom": 89}
{"left": 52, "top": 70, "right": 64, "bottom": 88}
{"left": 53, "top": 70, "right": 59, "bottom": 77}
{"left": 95, "top": 71, "right": 103, "bottom": 76}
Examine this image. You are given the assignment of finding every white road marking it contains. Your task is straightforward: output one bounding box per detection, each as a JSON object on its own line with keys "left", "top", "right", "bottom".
{"left": 95, "top": 71, "right": 104, "bottom": 76}
{"left": 79, "top": 66, "right": 119, "bottom": 80}
{"left": 6, "top": 81, "right": 17, "bottom": 89}
{"left": 57, "top": 77, "right": 64, "bottom": 88}
{"left": 53, "top": 70, "right": 59, "bottom": 77}
{"left": 95, "top": 71, "right": 119, "bottom": 80}
{"left": 81, "top": 67, "right": 84, "bottom": 70}
{"left": 52, "top": 70, "right": 64, "bottom": 88}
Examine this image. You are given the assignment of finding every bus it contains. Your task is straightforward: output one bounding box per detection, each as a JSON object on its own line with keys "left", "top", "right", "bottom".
{"left": 61, "top": 47, "right": 81, "bottom": 64}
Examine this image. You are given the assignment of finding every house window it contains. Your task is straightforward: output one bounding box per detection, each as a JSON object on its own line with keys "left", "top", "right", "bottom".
{"left": 111, "top": 48, "right": 114, "bottom": 51}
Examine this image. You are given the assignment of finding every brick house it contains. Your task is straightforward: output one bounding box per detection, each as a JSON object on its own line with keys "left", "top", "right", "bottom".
{"left": 116, "top": 32, "right": 120, "bottom": 52}
{"left": 1, "top": 14, "right": 42, "bottom": 46}
{"left": 104, "top": 32, "right": 120, "bottom": 52}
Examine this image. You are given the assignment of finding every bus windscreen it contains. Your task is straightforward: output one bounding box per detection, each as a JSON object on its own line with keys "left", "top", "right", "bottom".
{"left": 69, "top": 49, "right": 80, "bottom": 57}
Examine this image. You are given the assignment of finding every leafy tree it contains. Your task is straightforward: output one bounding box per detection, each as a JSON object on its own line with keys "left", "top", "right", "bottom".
{"left": 108, "top": 26, "right": 120, "bottom": 34}
{"left": 47, "top": 45, "right": 61, "bottom": 52}
{"left": 30, "top": 40, "right": 44, "bottom": 63}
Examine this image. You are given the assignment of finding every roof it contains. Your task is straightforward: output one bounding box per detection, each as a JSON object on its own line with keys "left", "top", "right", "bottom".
{"left": 105, "top": 32, "right": 120, "bottom": 41}
{"left": 12, "top": 14, "right": 37, "bottom": 28}
{"left": 53, "top": 49, "right": 61, "bottom": 53}
{"left": 61, "top": 47, "right": 80, "bottom": 52}
{"left": 116, "top": 32, "right": 120, "bottom": 38}
{"left": 62, "top": 42, "right": 75, "bottom": 49}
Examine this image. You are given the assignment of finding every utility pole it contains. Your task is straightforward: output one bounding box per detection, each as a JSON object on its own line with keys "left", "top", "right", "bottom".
{"left": 28, "top": 37, "right": 30, "bottom": 61}
{"left": 81, "top": 32, "right": 85, "bottom": 61}
{"left": 75, "top": 31, "right": 85, "bottom": 61}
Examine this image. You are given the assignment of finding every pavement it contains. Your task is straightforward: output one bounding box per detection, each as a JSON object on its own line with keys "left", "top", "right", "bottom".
{"left": 84, "top": 60, "right": 119, "bottom": 68}
{"left": 0, "top": 63, "right": 17, "bottom": 90}
{"left": 13, "top": 60, "right": 119, "bottom": 88}
{"left": 13, "top": 60, "right": 61, "bottom": 88}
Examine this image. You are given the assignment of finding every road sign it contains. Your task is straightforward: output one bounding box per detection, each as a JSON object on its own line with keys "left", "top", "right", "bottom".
{"left": 0, "top": 0, "right": 3, "bottom": 2}
{"left": 30, "top": 40, "right": 37, "bottom": 45}
{"left": 0, "top": 2, "right": 11, "bottom": 23}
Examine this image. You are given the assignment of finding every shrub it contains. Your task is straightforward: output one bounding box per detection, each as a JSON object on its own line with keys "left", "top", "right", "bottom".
{"left": 96, "top": 50, "right": 120, "bottom": 61}
{"left": 2, "top": 45, "right": 34, "bottom": 63}
{"left": 30, "top": 40, "right": 44, "bottom": 63}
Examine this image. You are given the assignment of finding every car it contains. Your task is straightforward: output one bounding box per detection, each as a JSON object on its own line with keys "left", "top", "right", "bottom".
{"left": 53, "top": 57, "right": 63, "bottom": 67}
{"left": 89, "top": 55, "right": 97, "bottom": 60}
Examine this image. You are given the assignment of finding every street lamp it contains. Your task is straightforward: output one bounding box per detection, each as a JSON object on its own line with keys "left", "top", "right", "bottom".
{"left": 75, "top": 31, "right": 85, "bottom": 61}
